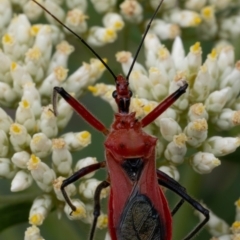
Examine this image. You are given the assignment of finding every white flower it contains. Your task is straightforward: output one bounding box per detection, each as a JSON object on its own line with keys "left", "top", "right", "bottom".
{"left": 168, "top": 9, "right": 202, "bottom": 27}
{"left": 190, "top": 152, "right": 220, "bottom": 174}
{"left": 29, "top": 194, "right": 53, "bottom": 226}
{"left": 184, "top": 118, "right": 208, "bottom": 147}
{"left": 159, "top": 118, "right": 182, "bottom": 141}
{"left": 9, "top": 123, "right": 31, "bottom": 151}
{"left": 90, "top": 0, "right": 116, "bottom": 13}
{"left": 52, "top": 138, "right": 72, "bottom": 176}
{"left": 0, "top": 130, "right": 9, "bottom": 157}
{"left": 0, "top": 158, "right": 17, "bottom": 179}
{"left": 28, "top": 155, "right": 56, "bottom": 192}
{"left": 64, "top": 8, "right": 88, "bottom": 35}
{"left": 39, "top": 105, "right": 58, "bottom": 138}
{"left": 151, "top": 19, "right": 180, "bottom": 40}
{"left": 53, "top": 176, "right": 76, "bottom": 201}
{"left": 203, "top": 137, "right": 240, "bottom": 157}
{"left": 164, "top": 133, "right": 188, "bottom": 164}
{"left": 11, "top": 170, "right": 33, "bottom": 192}
{"left": 62, "top": 131, "right": 91, "bottom": 152}
{"left": 30, "top": 133, "right": 52, "bottom": 158}
{"left": 11, "top": 151, "right": 30, "bottom": 169}
{"left": 64, "top": 199, "right": 86, "bottom": 220}
{"left": 120, "top": 0, "right": 143, "bottom": 23}
{"left": 79, "top": 178, "right": 109, "bottom": 199}
{"left": 24, "top": 225, "right": 44, "bottom": 240}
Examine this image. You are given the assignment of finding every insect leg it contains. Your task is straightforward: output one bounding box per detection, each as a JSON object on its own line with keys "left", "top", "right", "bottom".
{"left": 141, "top": 82, "right": 188, "bottom": 128}
{"left": 89, "top": 180, "right": 110, "bottom": 240}
{"left": 61, "top": 161, "right": 106, "bottom": 212}
{"left": 156, "top": 170, "right": 209, "bottom": 240}
{"left": 157, "top": 170, "right": 185, "bottom": 216}
{"left": 53, "top": 87, "right": 109, "bottom": 135}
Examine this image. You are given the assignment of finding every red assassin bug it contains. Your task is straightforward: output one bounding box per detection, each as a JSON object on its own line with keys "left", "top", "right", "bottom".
{"left": 33, "top": 0, "right": 210, "bottom": 239}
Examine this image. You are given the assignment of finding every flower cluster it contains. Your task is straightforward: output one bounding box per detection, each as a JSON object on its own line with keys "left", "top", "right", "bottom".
{"left": 90, "top": 36, "right": 240, "bottom": 177}
{"left": 0, "top": 4, "right": 109, "bottom": 239}
{"left": 0, "top": 0, "right": 240, "bottom": 239}
{"left": 2, "top": 0, "right": 240, "bottom": 47}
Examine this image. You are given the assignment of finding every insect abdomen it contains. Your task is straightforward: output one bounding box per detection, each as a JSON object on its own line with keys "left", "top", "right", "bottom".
{"left": 118, "top": 194, "right": 164, "bottom": 240}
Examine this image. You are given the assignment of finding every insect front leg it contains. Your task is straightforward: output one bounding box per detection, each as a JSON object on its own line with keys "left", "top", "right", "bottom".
{"left": 157, "top": 169, "right": 209, "bottom": 240}
{"left": 140, "top": 82, "right": 188, "bottom": 127}
{"left": 61, "top": 162, "right": 106, "bottom": 213}
{"left": 53, "top": 87, "right": 109, "bottom": 135}
{"left": 89, "top": 180, "right": 110, "bottom": 240}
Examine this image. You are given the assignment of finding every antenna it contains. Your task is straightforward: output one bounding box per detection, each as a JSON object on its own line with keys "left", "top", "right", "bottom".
{"left": 126, "top": 0, "right": 164, "bottom": 81}
{"left": 32, "top": 0, "right": 117, "bottom": 80}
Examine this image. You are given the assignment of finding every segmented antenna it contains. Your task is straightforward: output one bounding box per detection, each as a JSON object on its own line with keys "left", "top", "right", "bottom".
{"left": 126, "top": 0, "right": 164, "bottom": 81}
{"left": 32, "top": 0, "right": 117, "bottom": 80}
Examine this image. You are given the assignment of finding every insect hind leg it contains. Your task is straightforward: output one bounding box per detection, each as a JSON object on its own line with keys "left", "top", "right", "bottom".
{"left": 157, "top": 169, "right": 209, "bottom": 240}
{"left": 89, "top": 180, "right": 110, "bottom": 240}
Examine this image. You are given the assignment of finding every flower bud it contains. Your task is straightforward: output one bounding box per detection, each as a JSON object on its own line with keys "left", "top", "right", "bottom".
{"left": 15, "top": 99, "right": 36, "bottom": 134}
{"left": 24, "top": 225, "right": 44, "bottom": 240}
{"left": 9, "top": 123, "right": 31, "bottom": 151}
{"left": 52, "top": 138, "right": 72, "bottom": 176}
{"left": 159, "top": 118, "right": 182, "bottom": 142}
{"left": 11, "top": 151, "right": 30, "bottom": 169}
{"left": 29, "top": 194, "right": 53, "bottom": 226}
{"left": 116, "top": 51, "right": 147, "bottom": 76}
{"left": 171, "top": 36, "right": 186, "bottom": 71}
{"left": 151, "top": 19, "right": 180, "bottom": 41}
{"left": 23, "top": 0, "right": 43, "bottom": 21}
{"left": 0, "top": 158, "right": 17, "bottom": 179}
{"left": 53, "top": 176, "right": 76, "bottom": 201}
{"left": 30, "top": 133, "right": 52, "bottom": 158}
{"left": 169, "top": 9, "right": 201, "bottom": 27}
{"left": 0, "top": 130, "right": 9, "bottom": 157}
{"left": 0, "top": 108, "right": 13, "bottom": 133}
{"left": 47, "top": 41, "right": 74, "bottom": 75}
{"left": 28, "top": 155, "right": 56, "bottom": 192}
{"left": 205, "top": 87, "right": 231, "bottom": 114}
{"left": 90, "top": 0, "right": 116, "bottom": 13}
{"left": 188, "top": 103, "right": 208, "bottom": 122}
{"left": 11, "top": 170, "right": 33, "bottom": 192}
{"left": 187, "top": 42, "right": 202, "bottom": 73}
{"left": 79, "top": 178, "right": 109, "bottom": 199}
{"left": 74, "top": 157, "right": 97, "bottom": 179}
{"left": 203, "top": 137, "right": 240, "bottom": 157}
{"left": 164, "top": 133, "right": 187, "bottom": 164}
{"left": 62, "top": 131, "right": 91, "bottom": 152}
{"left": 87, "top": 27, "right": 117, "bottom": 46}
{"left": 56, "top": 97, "right": 74, "bottom": 130}
{"left": 64, "top": 199, "right": 86, "bottom": 220}
{"left": 64, "top": 8, "right": 88, "bottom": 35}
{"left": 184, "top": 119, "right": 208, "bottom": 147}
{"left": 39, "top": 105, "right": 58, "bottom": 138}
{"left": 189, "top": 65, "right": 211, "bottom": 102}
{"left": 103, "top": 13, "right": 124, "bottom": 33}
{"left": 190, "top": 152, "right": 220, "bottom": 174}
{"left": 213, "top": 109, "right": 240, "bottom": 130}
{"left": 97, "top": 214, "right": 108, "bottom": 229}
{"left": 120, "top": 0, "right": 143, "bottom": 23}
{"left": 22, "top": 82, "right": 42, "bottom": 118}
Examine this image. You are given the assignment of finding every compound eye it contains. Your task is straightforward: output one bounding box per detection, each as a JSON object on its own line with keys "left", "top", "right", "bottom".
{"left": 112, "top": 90, "right": 117, "bottom": 98}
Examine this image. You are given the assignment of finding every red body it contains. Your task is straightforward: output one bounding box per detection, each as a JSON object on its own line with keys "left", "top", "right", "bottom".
{"left": 105, "top": 113, "right": 172, "bottom": 240}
